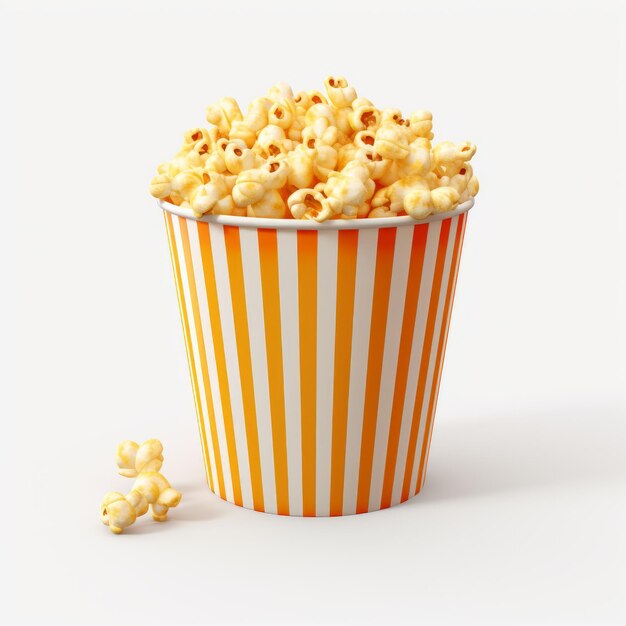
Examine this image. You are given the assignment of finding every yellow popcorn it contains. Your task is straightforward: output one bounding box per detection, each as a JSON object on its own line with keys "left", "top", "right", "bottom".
{"left": 333, "top": 106, "right": 353, "bottom": 137}
{"left": 352, "top": 132, "right": 392, "bottom": 180}
{"left": 294, "top": 90, "right": 327, "bottom": 110}
{"left": 182, "top": 127, "right": 218, "bottom": 153}
{"left": 255, "top": 125, "right": 295, "bottom": 158}
{"left": 152, "top": 76, "right": 478, "bottom": 222}
{"left": 431, "top": 140, "right": 479, "bottom": 202}
{"left": 286, "top": 114, "right": 305, "bottom": 142}
{"left": 408, "top": 110, "right": 434, "bottom": 140}
{"left": 228, "top": 121, "right": 257, "bottom": 148}
{"left": 374, "top": 122, "right": 411, "bottom": 160}
{"left": 321, "top": 160, "right": 374, "bottom": 221}
{"left": 150, "top": 173, "right": 172, "bottom": 200}
{"left": 303, "top": 103, "right": 338, "bottom": 146}
{"left": 189, "top": 171, "right": 235, "bottom": 217}
{"left": 267, "top": 81, "right": 294, "bottom": 102}
{"left": 206, "top": 97, "right": 243, "bottom": 136}
{"left": 287, "top": 187, "right": 328, "bottom": 220}
{"left": 171, "top": 169, "right": 205, "bottom": 198}
{"left": 324, "top": 76, "right": 357, "bottom": 109}
{"left": 227, "top": 97, "right": 273, "bottom": 147}
{"left": 368, "top": 206, "right": 400, "bottom": 219}
{"left": 379, "top": 137, "right": 432, "bottom": 185}
{"left": 224, "top": 141, "right": 258, "bottom": 174}
{"left": 349, "top": 102, "right": 381, "bottom": 132}
{"left": 115, "top": 438, "right": 163, "bottom": 478}
{"left": 431, "top": 186, "right": 461, "bottom": 213}
{"left": 284, "top": 145, "right": 316, "bottom": 189}
{"left": 101, "top": 439, "right": 182, "bottom": 534}
{"left": 268, "top": 98, "right": 297, "bottom": 130}
{"left": 311, "top": 144, "right": 338, "bottom": 182}
{"left": 381, "top": 108, "right": 409, "bottom": 126}
{"left": 204, "top": 137, "right": 230, "bottom": 173}
{"left": 467, "top": 173, "right": 480, "bottom": 197}
{"left": 233, "top": 160, "right": 290, "bottom": 207}
{"left": 372, "top": 176, "right": 428, "bottom": 215}
{"left": 245, "top": 97, "right": 273, "bottom": 131}
{"left": 336, "top": 141, "right": 359, "bottom": 170}
{"left": 131, "top": 472, "right": 182, "bottom": 522}
{"left": 432, "top": 140, "right": 476, "bottom": 168}
{"left": 100, "top": 491, "right": 148, "bottom": 534}
{"left": 247, "top": 189, "right": 288, "bottom": 219}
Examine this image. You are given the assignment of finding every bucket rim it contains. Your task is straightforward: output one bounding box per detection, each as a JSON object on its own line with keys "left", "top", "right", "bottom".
{"left": 158, "top": 197, "right": 473, "bottom": 230}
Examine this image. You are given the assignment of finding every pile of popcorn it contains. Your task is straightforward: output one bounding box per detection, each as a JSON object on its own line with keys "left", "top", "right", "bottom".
{"left": 150, "top": 76, "right": 479, "bottom": 221}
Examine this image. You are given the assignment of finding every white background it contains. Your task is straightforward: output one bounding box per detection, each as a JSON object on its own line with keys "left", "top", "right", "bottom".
{"left": 2, "top": 0, "right": 625, "bottom": 624}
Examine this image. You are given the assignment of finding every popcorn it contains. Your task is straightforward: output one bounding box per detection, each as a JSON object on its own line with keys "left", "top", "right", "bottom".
{"left": 247, "top": 189, "right": 287, "bottom": 219}
{"left": 303, "top": 103, "right": 338, "bottom": 146}
{"left": 100, "top": 491, "right": 148, "bottom": 534}
{"left": 284, "top": 145, "right": 315, "bottom": 189}
{"left": 189, "top": 172, "right": 235, "bottom": 217}
{"left": 374, "top": 121, "right": 411, "bottom": 160}
{"left": 378, "top": 137, "right": 432, "bottom": 185}
{"left": 294, "top": 90, "right": 327, "bottom": 110}
{"left": 288, "top": 188, "right": 327, "bottom": 220}
{"left": 408, "top": 110, "right": 434, "bottom": 140}
{"left": 205, "top": 97, "right": 243, "bottom": 135}
{"left": 311, "top": 144, "right": 338, "bottom": 182}
{"left": 267, "top": 81, "right": 294, "bottom": 102}
{"left": 151, "top": 76, "right": 479, "bottom": 221}
{"left": 324, "top": 76, "right": 357, "bottom": 109}
{"left": 268, "top": 98, "right": 297, "bottom": 130}
{"left": 320, "top": 160, "right": 375, "bottom": 221}
{"left": 233, "top": 160, "right": 289, "bottom": 207}
{"left": 101, "top": 439, "right": 182, "bottom": 534}
{"left": 205, "top": 137, "right": 230, "bottom": 173}
{"left": 349, "top": 102, "right": 381, "bottom": 133}
{"left": 116, "top": 438, "right": 163, "bottom": 477}
{"left": 224, "top": 141, "right": 258, "bottom": 174}
{"left": 150, "top": 173, "right": 172, "bottom": 200}
{"left": 255, "top": 125, "right": 294, "bottom": 158}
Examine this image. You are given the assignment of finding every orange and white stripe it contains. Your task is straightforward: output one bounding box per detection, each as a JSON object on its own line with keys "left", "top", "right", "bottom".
{"left": 162, "top": 200, "right": 470, "bottom": 516}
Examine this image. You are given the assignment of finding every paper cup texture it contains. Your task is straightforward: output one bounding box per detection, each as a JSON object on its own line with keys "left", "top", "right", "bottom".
{"left": 163, "top": 208, "right": 468, "bottom": 515}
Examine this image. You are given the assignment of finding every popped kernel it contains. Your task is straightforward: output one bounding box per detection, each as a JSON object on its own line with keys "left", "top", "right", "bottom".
{"left": 374, "top": 122, "right": 411, "bottom": 160}
{"left": 205, "top": 97, "right": 243, "bottom": 135}
{"left": 324, "top": 75, "right": 357, "bottom": 109}
{"left": 101, "top": 439, "right": 182, "bottom": 534}
{"left": 321, "top": 160, "right": 375, "bottom": 221}
{"left": 288, "top": 187, "right": 328, "bottom": 220}
{"left": 233, "top": 160, "right": 290, "bottom": 207}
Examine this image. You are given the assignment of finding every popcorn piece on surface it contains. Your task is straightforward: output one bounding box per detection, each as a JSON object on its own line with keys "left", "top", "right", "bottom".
{"left": 150, "top": 77, "right": 478, "bottom": 221}
{"left": 100, "top": 491, "right": 146, "bottom": 534}
{"left": 102, "top": 439, "right": 182, "bottom": 534}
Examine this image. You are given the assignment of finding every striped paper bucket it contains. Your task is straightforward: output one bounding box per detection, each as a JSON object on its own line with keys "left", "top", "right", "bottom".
{"left": 160, "top": 198, "right": 471, "bottom": 516}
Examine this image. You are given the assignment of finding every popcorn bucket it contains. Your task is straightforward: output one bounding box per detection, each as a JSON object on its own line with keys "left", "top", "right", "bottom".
{"left": 160, "top": 198, "right": 472, "bottom": 516}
